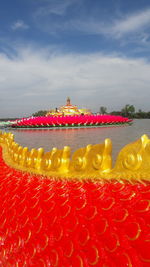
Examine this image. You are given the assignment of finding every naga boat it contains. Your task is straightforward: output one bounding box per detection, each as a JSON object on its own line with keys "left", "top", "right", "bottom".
{"left": 0, "top": 131, "right": 149, "bottom": 266}
{"left": 10, "top": 98, "right": 132, "bottom": 128}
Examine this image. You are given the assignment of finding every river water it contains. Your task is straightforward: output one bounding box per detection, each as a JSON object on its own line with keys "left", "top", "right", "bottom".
{"left": 2, "top": 119, "right": 150, "bottom": 165}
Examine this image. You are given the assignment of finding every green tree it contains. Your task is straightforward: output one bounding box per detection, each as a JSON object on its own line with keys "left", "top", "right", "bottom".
{"left": 32, "top": 110, "right": 48, "bottom": 117}
{"left": 121, "top": 104, "right": 135, "bottom": 118}
{"left": 99, "top": 106, "right": 107, "bottom": 114}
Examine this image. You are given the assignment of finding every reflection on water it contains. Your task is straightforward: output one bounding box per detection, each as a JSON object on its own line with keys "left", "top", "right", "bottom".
{"left": 3, "top": 119, "right": 150, "bottom": 165}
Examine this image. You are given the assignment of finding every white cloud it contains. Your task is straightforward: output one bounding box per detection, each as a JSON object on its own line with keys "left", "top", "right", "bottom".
{"left": 71, "top": 8, "right": 150, "bottom": 39}
{"left": 33, "top": 0, "right": 83, "bottom": 35}
{"left": 0, "top": 46, "right": 150, "bottom": 118}
{"left": 112, "top": 9, "right": 150, "bottom": 37}
{"left": 35, "top": 0, "right": 76, "bottom": 17}
{"left": 11, "top": 20, "right": 29, "bottom": 31}
{"left": 33, "top": 5, "right": 150, "bottom": 44}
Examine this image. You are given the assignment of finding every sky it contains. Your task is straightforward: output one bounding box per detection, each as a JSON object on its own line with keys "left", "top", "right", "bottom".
{"left": 0, "top": 0, "right": 150, "bottom": 118}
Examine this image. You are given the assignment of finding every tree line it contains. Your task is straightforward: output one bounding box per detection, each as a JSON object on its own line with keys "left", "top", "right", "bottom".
{"left": 100, "top": 104, "right": 150, "bottom": 118}
{"left": 31, "top": 105, "right": 150, "bottom": 119}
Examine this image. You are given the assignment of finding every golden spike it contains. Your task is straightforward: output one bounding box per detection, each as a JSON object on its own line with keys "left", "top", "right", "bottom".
{"left": 27, "top": 148, "right": 37, "bottom": 168}
{"left": 20, "top": 147, "right": 29, "bottom": 167}
{"left": 101, "top": 138, "right": 112, "bottom": 172}
{"left": 50, "top": 146, "right": 71, "bottom": 173}
{"left": 12, "top": 142, "right": 19, "bottom": 162}
{"left": 17, "top": 146, "right": 23, "bottom": 164}
{"left": 0, "top": 132, "right": 4, "bottom": 142}
{"left": 35, "top": 148, "right": 44, "bottom": 171}
{"left": 70, "top": 144, "right": 92, "bottom": 173}
{"left": 58, "top": 146, "right": 71, "bottom": 173}
{"left": 41, "top": 151, "right": 52, "bottom": 171}
{"left": 41, "top": 148, "right": 57, "bottom": 172}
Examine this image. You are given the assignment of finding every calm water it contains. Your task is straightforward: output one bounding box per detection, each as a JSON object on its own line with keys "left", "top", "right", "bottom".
{"left": 2, "top": 119, "right": 150, "bottom": 165}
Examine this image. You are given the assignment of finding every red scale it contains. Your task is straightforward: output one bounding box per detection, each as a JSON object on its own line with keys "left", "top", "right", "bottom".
{"left": 0, "top": 147, "right": 150, "bottom": 266}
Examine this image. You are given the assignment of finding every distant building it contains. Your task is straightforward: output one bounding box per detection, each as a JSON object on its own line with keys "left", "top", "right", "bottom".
{"left": 46, "top": 97, "right": 91, "bottom": 116}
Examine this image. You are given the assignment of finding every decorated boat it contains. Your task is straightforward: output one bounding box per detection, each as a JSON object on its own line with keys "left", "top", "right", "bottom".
{"left": 0, "top": 131, "right": 149, "bottom": 266}
{"left": 9, "top": 98, "right": 132, "bottom": 128}
{"left": 11, "top": 114, "right": 132, "bottom": 128}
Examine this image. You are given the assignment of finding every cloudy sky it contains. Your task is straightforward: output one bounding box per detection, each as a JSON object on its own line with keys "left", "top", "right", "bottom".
{"left": 0, "top": 0, "right": 150, "bottom": 118}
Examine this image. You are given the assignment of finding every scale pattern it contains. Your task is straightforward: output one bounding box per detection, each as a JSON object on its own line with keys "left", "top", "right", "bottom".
{"left": 0, "top": 146, "right": 150, "bottom": 267}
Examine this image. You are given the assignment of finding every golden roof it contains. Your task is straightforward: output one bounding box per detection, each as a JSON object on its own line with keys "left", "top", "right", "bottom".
{"left": 46, "top": 97, "right": 91, "bottom": 116}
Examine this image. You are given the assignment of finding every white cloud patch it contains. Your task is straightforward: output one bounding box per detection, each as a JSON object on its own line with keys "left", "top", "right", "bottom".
{"left": 71, "top": 8, "right": 150, "bottom": 39}
{"left": 112, "top": 9, "right": 150, "bottom": 37}
{"left": 0, "top": 46, "right": 150, "bottom": 118}
{"left": 35, "top": 0, "right": 77, "bottom": 17}
{"left": 11, "top": 20, "right": 29, "bottom": 31}
{"left": 34, "top": 5, "right": 150, "bottom": 43}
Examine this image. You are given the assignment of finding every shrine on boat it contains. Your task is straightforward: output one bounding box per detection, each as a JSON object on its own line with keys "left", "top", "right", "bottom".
{"left": 7, "top": 97, "right": 132, "bottom": 128}
{"left": 46, "top": 97, "right": 91, "bottom": 116}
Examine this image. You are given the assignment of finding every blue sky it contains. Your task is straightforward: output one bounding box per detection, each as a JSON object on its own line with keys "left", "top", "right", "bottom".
{"left": 0, "top": 0, "right": 150, "bottom": 118}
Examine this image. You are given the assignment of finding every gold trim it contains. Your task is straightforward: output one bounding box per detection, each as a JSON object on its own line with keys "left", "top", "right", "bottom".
{"left": 76, "top": 198, "right": 87, "bottom": 210}
{"left": 87, "top": 246, "right": 99, "bottom": 266}
{"left": 39, "top": 259, "right": 47, "bottom": 267}
{"left": 0, "top": 132, "right": 150, "bottom": 181}
{"left": 86, "top": 206, "right": 98, "bottom": 220}
{"left": 54, "top": 226, "right": 63, "bottom": 241}
{"left": 64, "top": 241, "right": 74, "bottom": 258}
{"left": 25, "top": 230, "right": 32, "bottom": 244}
{"left": 113, "top": 209, "right": 129, "bottom": 222}
{"left": 102, "top": 197, "right": 115, "bottom": 210}
{"left": 35, "top": 218, "right": 43, "bottom": 234}
{"left": 97, "top": 218, "right": 108, "bottom": 235}
{"left": 50, "top": 249, "right": 59, "bottom": 267}
{"left": 60, "top": 205, "right": 71, "bottom": 218}
{"left": 122, "top": 253, "right": 133, "bottom": 267}
{"left": 76, "top": 256, "right": 84, "bottom": 267}
{"left": 120, "top": 191, "right": 136, "bottom": 201}
{"left": 78, "top": 227, "right": 90, "bottom": 246}
{"left": 67, "top": 216, "right": 79, "bottom": 232}
{"left": 19, "top": 205, "right": 27, "bottom": 216}
{"left": 136, "top": 199, "right": 150, "bottom": 212}
{"left": 22, "top": 217, "right": 29, "bottom": 228}
{"left": 41, "top": 234, "right": 49, "bottom": 251}
{"left": 105, "top": 233, "right": 120, "bottom": 253}
{"left": 33, "top": 208, "right": 42, "bottom": 220}
{"left": 140, "top": 256, "right": 150, "bottom": 263}
{"left": 30, "top": 245, "right": 37, "bottom": 259}
{"left": 31, "top": 198, "right": 39, "bottom": 209}
{"left": 126, "top": 222, "right": 141, "bottom": 241}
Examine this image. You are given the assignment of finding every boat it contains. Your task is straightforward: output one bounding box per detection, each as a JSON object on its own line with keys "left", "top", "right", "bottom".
{"left": 0, "top": 131, "right": 149, "bottom": 266}
{"left": 10, "top": 98, "right": 132, "bottom": 128}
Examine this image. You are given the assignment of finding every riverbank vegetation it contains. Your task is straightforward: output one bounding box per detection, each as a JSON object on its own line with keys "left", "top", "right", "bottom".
{"left": 100, "top": 104, "right": 150, "bottom": 119}
{"left": 31, "top": 105, "right": 150, "bottom": 119}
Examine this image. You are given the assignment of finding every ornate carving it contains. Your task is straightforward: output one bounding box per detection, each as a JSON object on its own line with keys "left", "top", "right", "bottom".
{"left": 0, "top": 131, "right": 150, "bottom": 181}
{"left": 112, "top": 134, "right": 150, "bottom": 180}
{"left": 70, "top": 139, "right": 112, "bottom": 175}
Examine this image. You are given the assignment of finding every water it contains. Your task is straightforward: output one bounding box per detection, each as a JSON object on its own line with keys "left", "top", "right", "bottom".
{"left": 2, "top": 119, "right": 150, "bottom": 164}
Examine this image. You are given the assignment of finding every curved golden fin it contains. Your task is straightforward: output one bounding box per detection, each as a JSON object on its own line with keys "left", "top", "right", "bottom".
{"left": 0, "top": 131, "right": 150, "bottom": 181}
{"left": 111, "top": 134, "right": 150, "bottom": 180}
{"left": 69, "top": 138, "right": 112, "bottom": 175}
